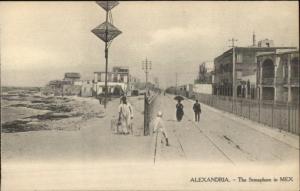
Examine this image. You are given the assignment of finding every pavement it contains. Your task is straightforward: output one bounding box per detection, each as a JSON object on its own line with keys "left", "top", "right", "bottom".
{"left": 2, "top": 94, "right": 299, "bottom": 190}
{"left": 153, "top": 94, "right": 299, "bottom": 165}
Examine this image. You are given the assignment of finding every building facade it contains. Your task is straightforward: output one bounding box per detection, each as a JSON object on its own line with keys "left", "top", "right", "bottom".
{"left": 213, "top": 46, "right": 297, "bottom": 99}
{"left": 93, "top": 66, "right": 140, "bottom": 95}
{"left": 81, "top": 80, "right": 93, "bottom": 97}
{"left": 63, "top": 73, "right": 81, "bottom": 84}
{"left": 257, "top": 50, "right": 299, "bottom": 103}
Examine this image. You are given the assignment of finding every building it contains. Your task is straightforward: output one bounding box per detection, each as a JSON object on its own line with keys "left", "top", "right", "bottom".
{"left": 213, "top": 46, "right": 297, "bottom": 99}
{"left": 128, "top": 75, "right": 141, "bottom": 91}
{"left": 258, "top": 39, "right": 274, "bottom": 48}
{"left": 166, "top": 84, "right": 193, "bottom": 98}
{"left": 81, "top": 80, "right": 93, "bottom": 97}
{"left": 257, "top": 50, "right": 299, "bottom": 103}
{"left": 63, "top": 73, "right": 81, "bottom": 84}
{"left": 43, "top": 73, "right": 82, "bottom": 96}
{"left": 93, "top": 66, "right": 140, "bottom": 96}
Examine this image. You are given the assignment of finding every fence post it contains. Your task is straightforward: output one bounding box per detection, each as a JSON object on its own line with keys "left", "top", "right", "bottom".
{"left": 241, "top": 99, "right": 243, "bottom": 117}
{"left": 258, "top": 99, "right": 261, "bottom": 123}
{"left": 287, "top": 104, "right": 290, "bottom": 132}
{"left": 232, "top": 97, "right": 234, "bottom": 113}
{"left": 271, "top": 101, "right": 274, "bottom": 128}
{"left": 248, "top": 101, "right": 250, "bottom": 119}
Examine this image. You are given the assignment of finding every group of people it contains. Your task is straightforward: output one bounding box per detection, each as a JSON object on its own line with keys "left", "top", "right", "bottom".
{"left": 176, "top": 99, "right": 202, "bottom": 122}
{"left": 116, "top": 95, "right": 202, "bottom": 147}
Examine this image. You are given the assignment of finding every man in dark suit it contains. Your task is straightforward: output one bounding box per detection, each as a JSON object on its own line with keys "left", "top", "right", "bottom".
{"left": 193, "top": 100, "right": 201, "bottom": 122}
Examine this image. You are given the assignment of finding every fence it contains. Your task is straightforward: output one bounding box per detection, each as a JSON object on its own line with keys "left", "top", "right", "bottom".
{"left": 144, "top": 92, "right": 158, "bottom": 136}
{"left": 192, "top": 93, "right": 299, "bottom": 135}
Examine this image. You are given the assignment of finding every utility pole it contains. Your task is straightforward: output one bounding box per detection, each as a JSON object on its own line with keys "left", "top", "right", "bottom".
{"left": 142, "top": 58, "right": 152, "bottom": 90}
{"left": 0, "top": 27, "right": 1, "bottom": 91}
{"left": 175, "top": 73, "right": 178, "bottom": 95}
{"left": 228, "top": 38, "right": 238, "bottom": 112}
{"left": 228, "top": 38, "right": 238, "bottom": 99}
{"left": 228, "top": 38, "right": 238, "bottom": 48}
{"left": 252, "top": 31, "right": 256, "bottom": 47}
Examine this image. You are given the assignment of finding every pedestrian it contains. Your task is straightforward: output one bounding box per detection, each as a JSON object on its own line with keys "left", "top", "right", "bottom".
{"left": 118, "top": 96, "right": 133, "bottom": 135}
{"left": 153, "top": 111, "right": 169, "bottom": 146}
{"left": 176, "top": 99, "right": 184, "bottom": 121}
{"left": 193, "top": 100, "right": 201, "bottom": 122}
{"left": 120, "top": 93, "right": 126, "bottom": 104}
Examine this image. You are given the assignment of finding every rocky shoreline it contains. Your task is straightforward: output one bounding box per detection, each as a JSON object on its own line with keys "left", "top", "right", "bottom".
{"left": 2, "top": 90, "right": 104, "bottom": 133}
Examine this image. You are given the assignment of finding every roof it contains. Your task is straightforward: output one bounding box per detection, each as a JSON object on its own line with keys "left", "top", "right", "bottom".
{"left": 257, "top": 50, "right": 299, "bottom": 57}
{"left": 64, "top": 73, "right": 81, "bottom": 79}
{"left": 49, "top": 80, "right": 63, "bottom": 85}
{"left": 94, "top": 71, "right": 129, "bottom": 74}
{"left": 214, "top": 46, "right": 298, "bottom": 61}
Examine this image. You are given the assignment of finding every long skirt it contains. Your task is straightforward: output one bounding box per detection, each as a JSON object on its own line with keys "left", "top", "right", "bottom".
{"left": 176, "top": 110, "right": 184, "bottom": 121}
{"left": 120, "top": 118, "right": 129, "bottom": 134}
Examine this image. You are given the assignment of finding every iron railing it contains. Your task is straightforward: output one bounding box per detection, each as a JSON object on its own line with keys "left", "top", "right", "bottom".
{"left": 290, "top": 78, "right": 300, "bottom": 85}
{"left": 192, "top": 93, "right": 299, "bottom": 135}
{"left": 261, "top": 77, "right": 299, "bottom": 86}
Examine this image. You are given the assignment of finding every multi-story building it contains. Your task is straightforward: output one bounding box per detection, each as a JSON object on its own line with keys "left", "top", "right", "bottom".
{"left": 213, "top": 44, "right": 296, "bottom": 99}
{"left": 93, "top": 66, "right": 139, "bottom": 95}
{"left": 257, "top": 50, "right": 299, "bottom": 103}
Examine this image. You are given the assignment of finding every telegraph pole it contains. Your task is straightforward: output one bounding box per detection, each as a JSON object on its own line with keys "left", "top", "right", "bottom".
{"left": 229, "top": 38, "right": 238, "bottom": 48}
{"left": 175, "top": 73, "right": 178, "bottom": 95}
{"left": 228, "top": 38, "right": 238, "bottom": 112}
{"left": 229, "top": 38, "right": 238, "bottom": 99}
{"left": 142, "top": 58, "right": 152, "bottom": 90}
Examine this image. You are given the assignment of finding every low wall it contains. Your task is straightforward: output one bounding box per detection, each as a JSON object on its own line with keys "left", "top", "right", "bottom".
{"left": 193, "top": 84, "right": 213, "bottom": 94}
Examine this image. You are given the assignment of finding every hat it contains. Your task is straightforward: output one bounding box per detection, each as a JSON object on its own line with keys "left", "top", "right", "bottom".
{"left": 157, "top": 111, "right": 163, "bottom": 117}
{"left": 121, "top": 96, "right": 127, "bottom": 101}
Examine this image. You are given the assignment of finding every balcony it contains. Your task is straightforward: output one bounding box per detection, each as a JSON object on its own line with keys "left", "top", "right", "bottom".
{"left": 262, "top": 77, "right": 299, "bottom": 86}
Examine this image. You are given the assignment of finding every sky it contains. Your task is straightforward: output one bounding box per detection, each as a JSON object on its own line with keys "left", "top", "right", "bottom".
{"left": 0, "top": 1, "right": 299, "bottom": 88}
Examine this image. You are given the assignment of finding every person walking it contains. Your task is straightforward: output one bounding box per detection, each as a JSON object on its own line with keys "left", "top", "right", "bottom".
{"left": 176, "top": 100, "right": 184, "bottom": 122}
{"left": 118, "top": 96, "right": 133, "bottom": 135}
{"left": 193, "top": 100, "right": 201, "bottom": 122}
{"left": 153, "top": 111, "right": 169, "bottom": 146}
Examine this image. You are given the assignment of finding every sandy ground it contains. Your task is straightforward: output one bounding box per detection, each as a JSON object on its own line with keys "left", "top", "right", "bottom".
{"left": 2, "top": 94, "right": 152, "bottom": 163}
